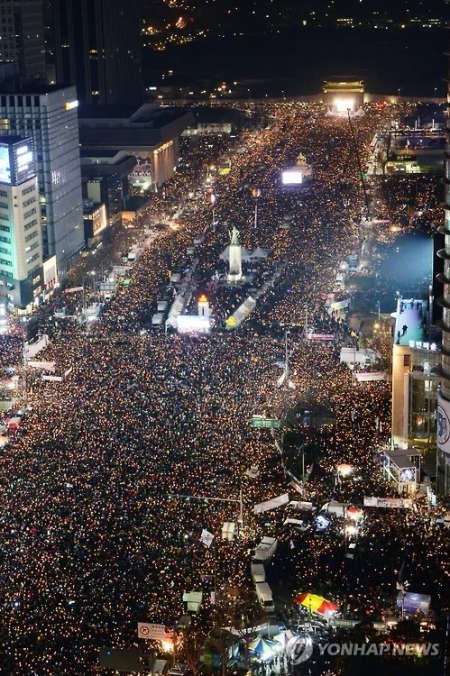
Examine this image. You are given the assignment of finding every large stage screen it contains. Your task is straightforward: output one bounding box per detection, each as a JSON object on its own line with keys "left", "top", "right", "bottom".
{"left": 282, "top": 169, "right": 303, "bottom": 185}
{"left": 177, "top": 315, "right": 211, "bottom": 334}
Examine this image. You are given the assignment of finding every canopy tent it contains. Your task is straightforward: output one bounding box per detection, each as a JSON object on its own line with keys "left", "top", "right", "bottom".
{"left": 248, "top": 637, "right": 279, "bottom": 661}
{"left": 273, "top": 630, "right": 296, "bottom": 648}
{"left": 253, "top": 493, "right": 289, "bottom": 515}
{"left": 166, "top": 295, "right": 185, "bottom": 328}
{"left": 250, "top": 247, "right": 269, "bottom": 260}
{"left": 226, "top": 296, "right": 256, "bottom": 330}
{"left": 219, "top": 245, "right": 252, "bottom": 262}
{"left": 183, "top": 591, "right": 203, "bottom": 612}
{"left": 294, "top": 592, "right": 338, "bottom": 618}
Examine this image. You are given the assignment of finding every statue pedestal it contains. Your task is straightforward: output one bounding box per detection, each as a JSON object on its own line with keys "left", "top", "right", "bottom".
{"left": 228, "top": 243, "right": 243, "bottom": 282}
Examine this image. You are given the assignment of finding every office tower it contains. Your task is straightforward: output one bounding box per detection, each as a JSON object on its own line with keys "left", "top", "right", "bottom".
{"left": 0, "top": 135, "right": 43, "bottom": 309}
{"left": 0, "top": 84, "right": 85, "bottom": 272}
{"left": 436, "top": 54, "right": 450, "bottom": 493}
{"left": 0, "top": 0, "right": 46, "bottom": 80}
{"left": 50, "top": 0, "right": 142, "bottom": 106}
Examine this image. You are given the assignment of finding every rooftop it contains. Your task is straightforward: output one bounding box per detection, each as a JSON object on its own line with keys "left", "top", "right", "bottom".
{"left": 80, "top": 148, "right": 121, "bottom": 158}
{"left": 0, "top": 134, "right": 30, "bottom": 145}
{"left": 385, "top": 448, "right": 421, "bottom": 468}
{"left": 393, "top": 298, "right": 425, "bottom": 346}
{"left": 78, "top": 104, "right": 137, "bottom": 119}
{"left": 79, "top": 103, "right": 190, "bottom": 128}
{"left": 79, "top": 107, "right": 195, "bottom": 150}
{"left": 0, "top": 78, "right": 74, "bottom": 95}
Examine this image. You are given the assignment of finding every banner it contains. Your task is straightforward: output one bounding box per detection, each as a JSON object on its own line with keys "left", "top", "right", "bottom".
{"left": 27, "top": 360, "right": 55, "bottom": 372}
{"left": 42, "top": 375, "right": 63, "bottom": 383}
{"left": 251, "top": 416, "right": 282, "bottom": 429}
{"left": 354, "top": 371, "right": 386, "bottom": 382}
{"left": 306, "top": 333, "right": 334, "bottom": 342}
{"left": 64, "top": 286, "right": 83, "bottom": 294}
{"left": 364, "top": 497, "right": 412, "bottom": 509}
{"left": 330, "top": 298, "right": 350, "bottom": 311}
{"left": 200, "top": 529, "right": 214, "bottom": 548}
{"left": 437, "top": 392, "right": 450, "bottom": 456}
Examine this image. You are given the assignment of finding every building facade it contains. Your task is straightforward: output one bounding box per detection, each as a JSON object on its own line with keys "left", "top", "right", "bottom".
{"left": 436, "top": 54, "right": 450, "bottom": 493}
{"left": 0, "top": 135, "right": 43, "bottom": 309}
{"left": 80, "top": 149, "right": 136, "bottom": 225}
{"left": 0, "top": 84, "right": 85, "bottom": 272}
{"left": 50, "top": 0, "right": 142, "bottom": 106}
{"left": 391, "top": 297, "right": 440, "bottom": 450}
{"left": 0, "top": 0, "right": 46, "bottom": 80}
{"left": 79, "top": 105, "right": 194, "bottom": 190}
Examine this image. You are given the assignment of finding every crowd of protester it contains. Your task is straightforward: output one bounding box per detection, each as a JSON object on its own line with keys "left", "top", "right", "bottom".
{"left": 0, "top": 100, "right": 447, "bottom": 674}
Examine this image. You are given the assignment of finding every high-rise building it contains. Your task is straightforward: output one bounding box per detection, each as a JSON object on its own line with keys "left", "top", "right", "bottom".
{"left": 0, "top": 135, "right": 43, "bottom": 309}
{"left": 0, "top": 0, "right": 46, "bottom": 81}
{"left": 0, "top": 84, "right": 85, "bottom": 272}
{"left": 50, "top": 0, "right": 142, "bottom": 106}
{"left": 436, "top": 53, "right": 450, "bottom": 493}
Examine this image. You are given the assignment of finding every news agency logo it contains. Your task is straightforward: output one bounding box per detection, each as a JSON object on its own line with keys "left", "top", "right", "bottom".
{"left": 286, "top": 635, "right": 314, "bottom": 664}
{"left": 287, "top": 639, "right": 440, "bottom": 664}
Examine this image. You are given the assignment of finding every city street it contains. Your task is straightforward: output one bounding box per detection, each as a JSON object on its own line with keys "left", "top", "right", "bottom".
{"left": 0, "top": 100, "right": 447, "bottom": 675}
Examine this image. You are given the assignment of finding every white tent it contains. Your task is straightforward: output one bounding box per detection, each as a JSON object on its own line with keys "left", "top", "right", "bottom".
{"left": 166, "top": 295, "right": 185, "bottom": 328}
{"left": 254, "top": 494, "right": 289, "bottom": 514}
{"left": 226, "top": 296, "right": 256, "bottom": 329}
{"left": 219, "top": 245, "right": 252, "bottom": 262}
{"left": 183, "top": 591, "right": 203, "bottom": 612}
{"left": 250, "top": 247, "right": 269, "bottom": 259}
{"left": 273, "top": 630, "right": 296, "bottom": 647}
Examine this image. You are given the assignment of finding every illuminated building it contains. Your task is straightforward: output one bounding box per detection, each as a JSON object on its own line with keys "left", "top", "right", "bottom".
{"left": 323, "top": 78, "right": 365, "bottom": 110}
{"left": 83, "top": 201, "right": 108, "bottom": 246}
{"left": 50, "top": 0, "right": 142, "bottom": 106}
{"left": 0, "top": 135, "right": 43, "bottom": 310}
{"left": 0, "top": 0, "right": 45, "bottom": 80}
{"left": 382, "top": 449, "right": 421, "bottom": 496}
{"left": 391, "top": 298, "right": 440, "bottom": 449}
{"left": 79, "top": 104, "right": 194, "bottom": 190}
{"left": 80, "top": 150, "right": 136, "bottom": 226}
{"left": 435, "top": 50, "right": 450, "bottom": 493}
{"left": 0, "top": 83, "right": 84, "bottom": 272}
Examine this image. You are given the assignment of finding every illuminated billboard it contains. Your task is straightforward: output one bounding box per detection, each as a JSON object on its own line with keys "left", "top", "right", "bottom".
{"left": 91, "top": 205, "right": 107, "bottom": 236}
{"left": 0, "top": 139, "right": 35, "bottom": 185}
{"left": 0, "top": 145, "right": 11, "bottom": 184}
{"left": 282, "top": 169, "right": 303, "bottom": 185}
{"left": 13, "top": 141, "right": 35, "bottom": 184}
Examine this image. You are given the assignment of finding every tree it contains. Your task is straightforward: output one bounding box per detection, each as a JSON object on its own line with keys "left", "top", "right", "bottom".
{"left": 178, "top": 622, "right": 206, "bottom": 676}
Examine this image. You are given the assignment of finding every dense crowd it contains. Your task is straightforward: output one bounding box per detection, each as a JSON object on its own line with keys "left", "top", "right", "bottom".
{"left": 0, "top": 100, "right": 447, "bottom": 674}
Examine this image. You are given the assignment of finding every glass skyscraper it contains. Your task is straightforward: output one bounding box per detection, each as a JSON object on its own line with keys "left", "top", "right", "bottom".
{"left": 0, "top": 84, "right": 85, "bottom": 272}
{"left": 49, "top": 0, "right": 142, "bottom": 106}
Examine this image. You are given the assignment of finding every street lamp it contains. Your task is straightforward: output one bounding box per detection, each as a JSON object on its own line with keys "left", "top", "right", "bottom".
{"left": 251, "top": 187, "right": 261, "bottom": 229}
